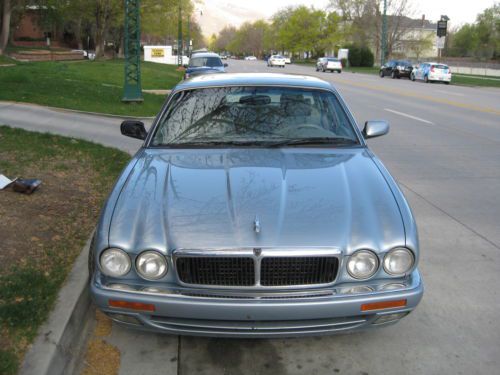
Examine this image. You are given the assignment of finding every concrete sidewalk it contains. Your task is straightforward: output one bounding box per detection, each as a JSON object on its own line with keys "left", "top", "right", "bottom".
{"left": 0, "top": 102, "right": 149, "bottom": 155}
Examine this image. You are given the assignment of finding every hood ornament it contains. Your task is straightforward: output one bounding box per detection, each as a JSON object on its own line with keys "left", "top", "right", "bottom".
{"left": 253, "top": 216, "right": 261, "bottom": 234}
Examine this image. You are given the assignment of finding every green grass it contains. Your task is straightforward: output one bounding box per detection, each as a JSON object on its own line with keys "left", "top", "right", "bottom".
{"left": 0, "top": 59, "right": 183, "bottom": 116}
{"left": 344, "top": 66, "right": 379, "bottom": 74}
{"left": 0, "top": 125, "right": 130, "bottom": 374}
{"left": 452, "top": 74, "right": 500, "bottom": 88}
{"left": 0, "top": 55, "right": 16, "bottom": 65}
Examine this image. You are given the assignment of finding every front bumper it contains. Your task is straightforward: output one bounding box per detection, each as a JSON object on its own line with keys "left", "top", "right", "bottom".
{"left": 90, "top": 270, "right": 423, "bottom": 338}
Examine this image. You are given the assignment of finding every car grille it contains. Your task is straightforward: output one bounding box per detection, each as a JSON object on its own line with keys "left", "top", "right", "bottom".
{"left": 260, "top": 257, "right": 339, "bottom": 286}
{"left": 176, "top": 257, "right": 255, "bottom": 286}
{"left": 175, "top": 256, "right": 339, "bottom": 287}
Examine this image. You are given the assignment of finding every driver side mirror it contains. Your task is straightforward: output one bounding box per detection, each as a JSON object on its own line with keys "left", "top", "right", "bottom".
{"left": 121, "top": 120, "right": 147, "bottom": 140}
{"left": 363, "top": 120, "right": 389, "bottom": 139}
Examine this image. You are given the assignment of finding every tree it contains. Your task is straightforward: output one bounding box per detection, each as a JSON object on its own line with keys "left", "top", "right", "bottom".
{"left": 406, "top": 32, "right": 433, "bottom": 60}
{"left": 0, "top": 0, "right": 12, "bottom": 55}
{"left": 214, "top": 26, "right": 236, "bottom": 52}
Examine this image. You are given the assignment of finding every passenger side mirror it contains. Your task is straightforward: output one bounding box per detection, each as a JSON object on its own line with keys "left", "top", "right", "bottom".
{"left": 121, "top": 120, "right": 147, "bottom": 140}
{"left": 363, "top": 121, "right": 389, "bottom": 139}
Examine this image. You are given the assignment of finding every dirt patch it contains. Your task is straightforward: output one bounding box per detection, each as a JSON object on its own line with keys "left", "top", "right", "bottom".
{"left": 0, "top": 126, "right": 130, "bottom": 374}
{"left": 80, "top": 339, "right": 121, "bottom": 375}
{"left": 94, "top": 310, "right": 113, "bottom": 337}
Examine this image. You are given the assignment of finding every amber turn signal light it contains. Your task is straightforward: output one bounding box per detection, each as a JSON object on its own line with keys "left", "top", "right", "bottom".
{"left": 361, "top": 299, "right": 407, "bottom": 311}
{"left": 109, "top": 299, "right": 156, "bottom": 312}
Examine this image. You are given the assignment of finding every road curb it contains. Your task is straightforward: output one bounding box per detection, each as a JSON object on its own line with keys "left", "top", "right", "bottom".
{"left": 0, "top": 100, "right": 155, "bottom": 120}
{"left": 20, "top": 236, "right": 93, "bottom": 375}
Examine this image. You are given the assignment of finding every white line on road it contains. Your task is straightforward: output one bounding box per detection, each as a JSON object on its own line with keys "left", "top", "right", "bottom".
{"left": 436, "top": 89, "right": 465, "bottom": 97}
{"left": 384, "top": 108, "right": 434, "bottom": 125}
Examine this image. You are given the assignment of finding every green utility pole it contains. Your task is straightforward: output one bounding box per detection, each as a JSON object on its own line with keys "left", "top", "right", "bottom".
{"left": 177, "top": 1, "right": 183, "bottom": 66}
{"left": 380, "top": 0, "right": 387, "bottom": 67}
{"left": 187, "top": 15, "right": 191, "bottom": 57}
{"left": 123, "top": 0, "right": 143, "bottom": 102}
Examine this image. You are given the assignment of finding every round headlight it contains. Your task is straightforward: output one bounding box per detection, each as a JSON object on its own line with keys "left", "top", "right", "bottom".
{"left": 383, "top": 248, "right": 414, "bottom": 276}
{"left": 347, "top": 250, "right": 379, "bottom": 279}
{"left": 136, "top": 251, "right": 168, "bottom": 280}
{"left": 100, "top": 248, "right": 131, "bottom": 277}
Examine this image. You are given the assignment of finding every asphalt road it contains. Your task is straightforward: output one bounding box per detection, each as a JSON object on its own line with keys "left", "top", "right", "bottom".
{"left": 2, "top": 60, "right": 500, "bottom": 375}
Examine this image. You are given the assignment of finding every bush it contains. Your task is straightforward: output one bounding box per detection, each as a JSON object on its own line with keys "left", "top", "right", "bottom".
{"left": 340, "top": 58, "right": 348, "bottom": 68}
{"left": 345, "top": 45, "right": 374, "bottom": 67}
{"left": 359, "top": 46, "right": 374, "bottom": 67}
{"left": 346, "top": 44, "right": 361, "bottom": 67}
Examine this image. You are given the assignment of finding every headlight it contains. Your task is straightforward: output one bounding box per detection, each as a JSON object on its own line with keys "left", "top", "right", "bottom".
{"left": 100, "top": 248, "right": 131, "bottom": 277}
{"left": 383, "top": 248, "right": 414, "bottom": 276}
{"left": 136, "top": 251, "right": 168, "bottom": 280}
{"left": 347, "top": 250, "right": 379, "bottom": 279}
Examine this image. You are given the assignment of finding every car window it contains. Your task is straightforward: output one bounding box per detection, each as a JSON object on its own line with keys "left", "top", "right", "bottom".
{"left": 189, "top": 57, "right": 223, "bottom": 68}
{"left": 327, "top": 58, "right": 339, "bottom": 62}
{"left": 151, "top": 87, "right": 359, "bottom": 146}
{"left": 433, "top": 64, "right": 448, "bottom": 69}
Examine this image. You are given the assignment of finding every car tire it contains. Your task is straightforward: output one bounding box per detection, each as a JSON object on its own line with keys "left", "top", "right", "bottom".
{"left": 338, "top": 70, "right": 341, "bottom": 74}
{"left": 315, "top": 67, "right": 319, "bottom": 72}
{"left": 391, "top": 71, "right": 397, "bottom": 79}
{"left": 322, "top": 66, "right": 326, "bottom": 72}
{"left": 379, "top": 70, "right": 384, "bottom": 78}
{"left": 424, "top": 75, "right": 429, "bottom": 83}
{"left": 444, "top": 81, "right": 450, "bottom": 85}
{"left": 411, "top": 74, "right": 415, "bottom": 81}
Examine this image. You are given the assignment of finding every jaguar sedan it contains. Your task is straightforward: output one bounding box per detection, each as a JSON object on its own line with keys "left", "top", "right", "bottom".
{"left": 90, "top": 73, "right": 423, "bottom": 337}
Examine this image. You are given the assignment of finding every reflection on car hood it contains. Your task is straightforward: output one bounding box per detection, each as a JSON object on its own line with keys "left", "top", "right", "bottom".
{"left": 109, "top": 148, "right": 404, "bottom": 253}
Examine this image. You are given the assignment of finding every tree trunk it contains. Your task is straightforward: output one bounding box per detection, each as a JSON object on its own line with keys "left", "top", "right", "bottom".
{"left": 75, "top": 18, "right": 83, "bottom": 50}
{"left": 0, "top": 0, "right": 12, "bottom": 55}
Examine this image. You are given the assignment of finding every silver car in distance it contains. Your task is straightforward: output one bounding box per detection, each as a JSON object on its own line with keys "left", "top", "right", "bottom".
{"left": 90, "top": 73, "right": 423, "bottom": 337}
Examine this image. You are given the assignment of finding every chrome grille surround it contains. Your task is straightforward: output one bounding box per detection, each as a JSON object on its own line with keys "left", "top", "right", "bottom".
{"left": 173, "top": 248, "right": 341, "bottom": 289}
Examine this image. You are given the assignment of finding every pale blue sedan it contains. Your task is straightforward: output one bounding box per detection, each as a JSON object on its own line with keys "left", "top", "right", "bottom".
{"left": 89, "top": 73, "right": 423, "bottom": 337}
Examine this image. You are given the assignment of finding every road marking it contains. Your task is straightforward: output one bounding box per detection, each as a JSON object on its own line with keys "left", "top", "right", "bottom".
{"left": 384, "top": 108, "right": 434, "bottom": 125}
{"left": 436, "top": 89, "right": 464, "bottom": 97}
{"left": 332, "top": 78, "right": 500, "bottom": 116}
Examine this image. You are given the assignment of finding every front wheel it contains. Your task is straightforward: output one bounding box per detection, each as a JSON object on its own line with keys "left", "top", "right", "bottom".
{"left": 322, "top": 66, "right": 326, "bottom": 72}
{"left": 379, "top": 70, "right": 384, "bottom": 78}
{"left": 391, "top": 71, "right": 397, "bottom": 79}
{"left": 444, "top": 81, "right": 450, "bottom": 85}
{"left": 424, "top": 75, "right": 429, "bottom": 83}
{"left": 338, "top": 70, "right": 342, "bottom": 74}
{"left": 411, "top": 74, "right": 415, "bottom": 81}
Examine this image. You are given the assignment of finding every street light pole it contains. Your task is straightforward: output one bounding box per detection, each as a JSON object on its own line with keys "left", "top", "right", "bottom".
{"left": 177, "top": 1, "right": 183, "bottom": 66}
{"left": 187, "top": 14, "right": 191, "bottom": 57}
{"left": 381, "top": 0, "right": 387, "bottom": 66}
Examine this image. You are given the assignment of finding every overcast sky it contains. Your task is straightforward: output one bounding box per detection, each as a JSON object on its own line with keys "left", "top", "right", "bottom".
{"left": 207, "top": 0, "right": 496, "bottom": 26}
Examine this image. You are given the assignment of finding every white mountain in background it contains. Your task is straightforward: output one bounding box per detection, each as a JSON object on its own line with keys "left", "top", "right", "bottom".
{"left": 194, "top": 0, "right": 267, "bottom": 36}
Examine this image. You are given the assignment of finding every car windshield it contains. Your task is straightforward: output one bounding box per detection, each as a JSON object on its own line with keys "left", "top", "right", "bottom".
{"left": 151, "top": 87, "right": 360, "bottom": 147}
{"left": 189, "top": 57, "right": 223, "bottom": 68}
{"left": 327, "top": 58, "right": 339, "bottom": 62}
{"left": 433, "top": 64, "right": 448, "bottom": 69}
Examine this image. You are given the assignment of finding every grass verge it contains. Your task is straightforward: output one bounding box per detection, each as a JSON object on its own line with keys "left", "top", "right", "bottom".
{"left": 0, "top": 55, "right": 16, "bottom": 65}
{"left": 452, "top": 74, "right": 500, "bottom": 88}
{"left": 0, "top": 59, "right": 183, "bottom": 116}
{"left": 0, "top": 125, "right": 130, "bottom": 374}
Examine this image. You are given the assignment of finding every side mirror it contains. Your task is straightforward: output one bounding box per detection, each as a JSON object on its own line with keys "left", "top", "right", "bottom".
{"left": 363, "top": 120, "right": 389, "bottom": 139}
{"left": 121, "top": 120, "right": 147, "bottom": 140}
{"left": 224, "top": 63, "right": 228, "bottom": 67}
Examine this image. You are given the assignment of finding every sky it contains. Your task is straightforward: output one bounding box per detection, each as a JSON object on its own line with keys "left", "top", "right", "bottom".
{"left": 197, "top": 0, "right": 497, "bottom": 35}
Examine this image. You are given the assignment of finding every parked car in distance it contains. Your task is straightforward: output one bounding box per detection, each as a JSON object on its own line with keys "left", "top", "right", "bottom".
{"left": 245, "top": 56, "right": 257, "bottom": 61}
{"left": 284, "top": 56, "right": 292, "bottom": 64}
{"left": 220, "top": 54, "right": 228, "bottom": 60}
{"left": 411, "top": 62, "right": 452, "bottom": 84}
{"left": 90, "top": 73, "right": 423, "bottom": 338}
{"left": 379, "top": 60, "right": 413, "bottom": 79}
{"left": 316, "top": 57, "right": 342, "bottom": 73}
{"left": 184, "top": 52, "right": 227, "bottom": 80}
{"left": 268, "top": 55, "right": 286, "bottom": 68}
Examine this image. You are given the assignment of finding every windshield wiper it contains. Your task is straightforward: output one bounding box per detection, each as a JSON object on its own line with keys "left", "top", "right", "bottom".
{"left": 161, "top": 140, "right": 267, "bottom": 148}
{"left": 266, "top": 137, "right": 358, "bottom": 148}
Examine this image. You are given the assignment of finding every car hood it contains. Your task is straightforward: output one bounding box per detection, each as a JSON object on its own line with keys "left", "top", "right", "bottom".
{"left": 109, "top": 148, "right": 405, "bottom": 254}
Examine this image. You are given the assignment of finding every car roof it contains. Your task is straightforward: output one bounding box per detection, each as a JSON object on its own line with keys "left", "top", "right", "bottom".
{"left": 190, "top": 52, "right": 221, "bottom": 58}
{"left": 176, "top": 73, "right": 334, "bottom": 91}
